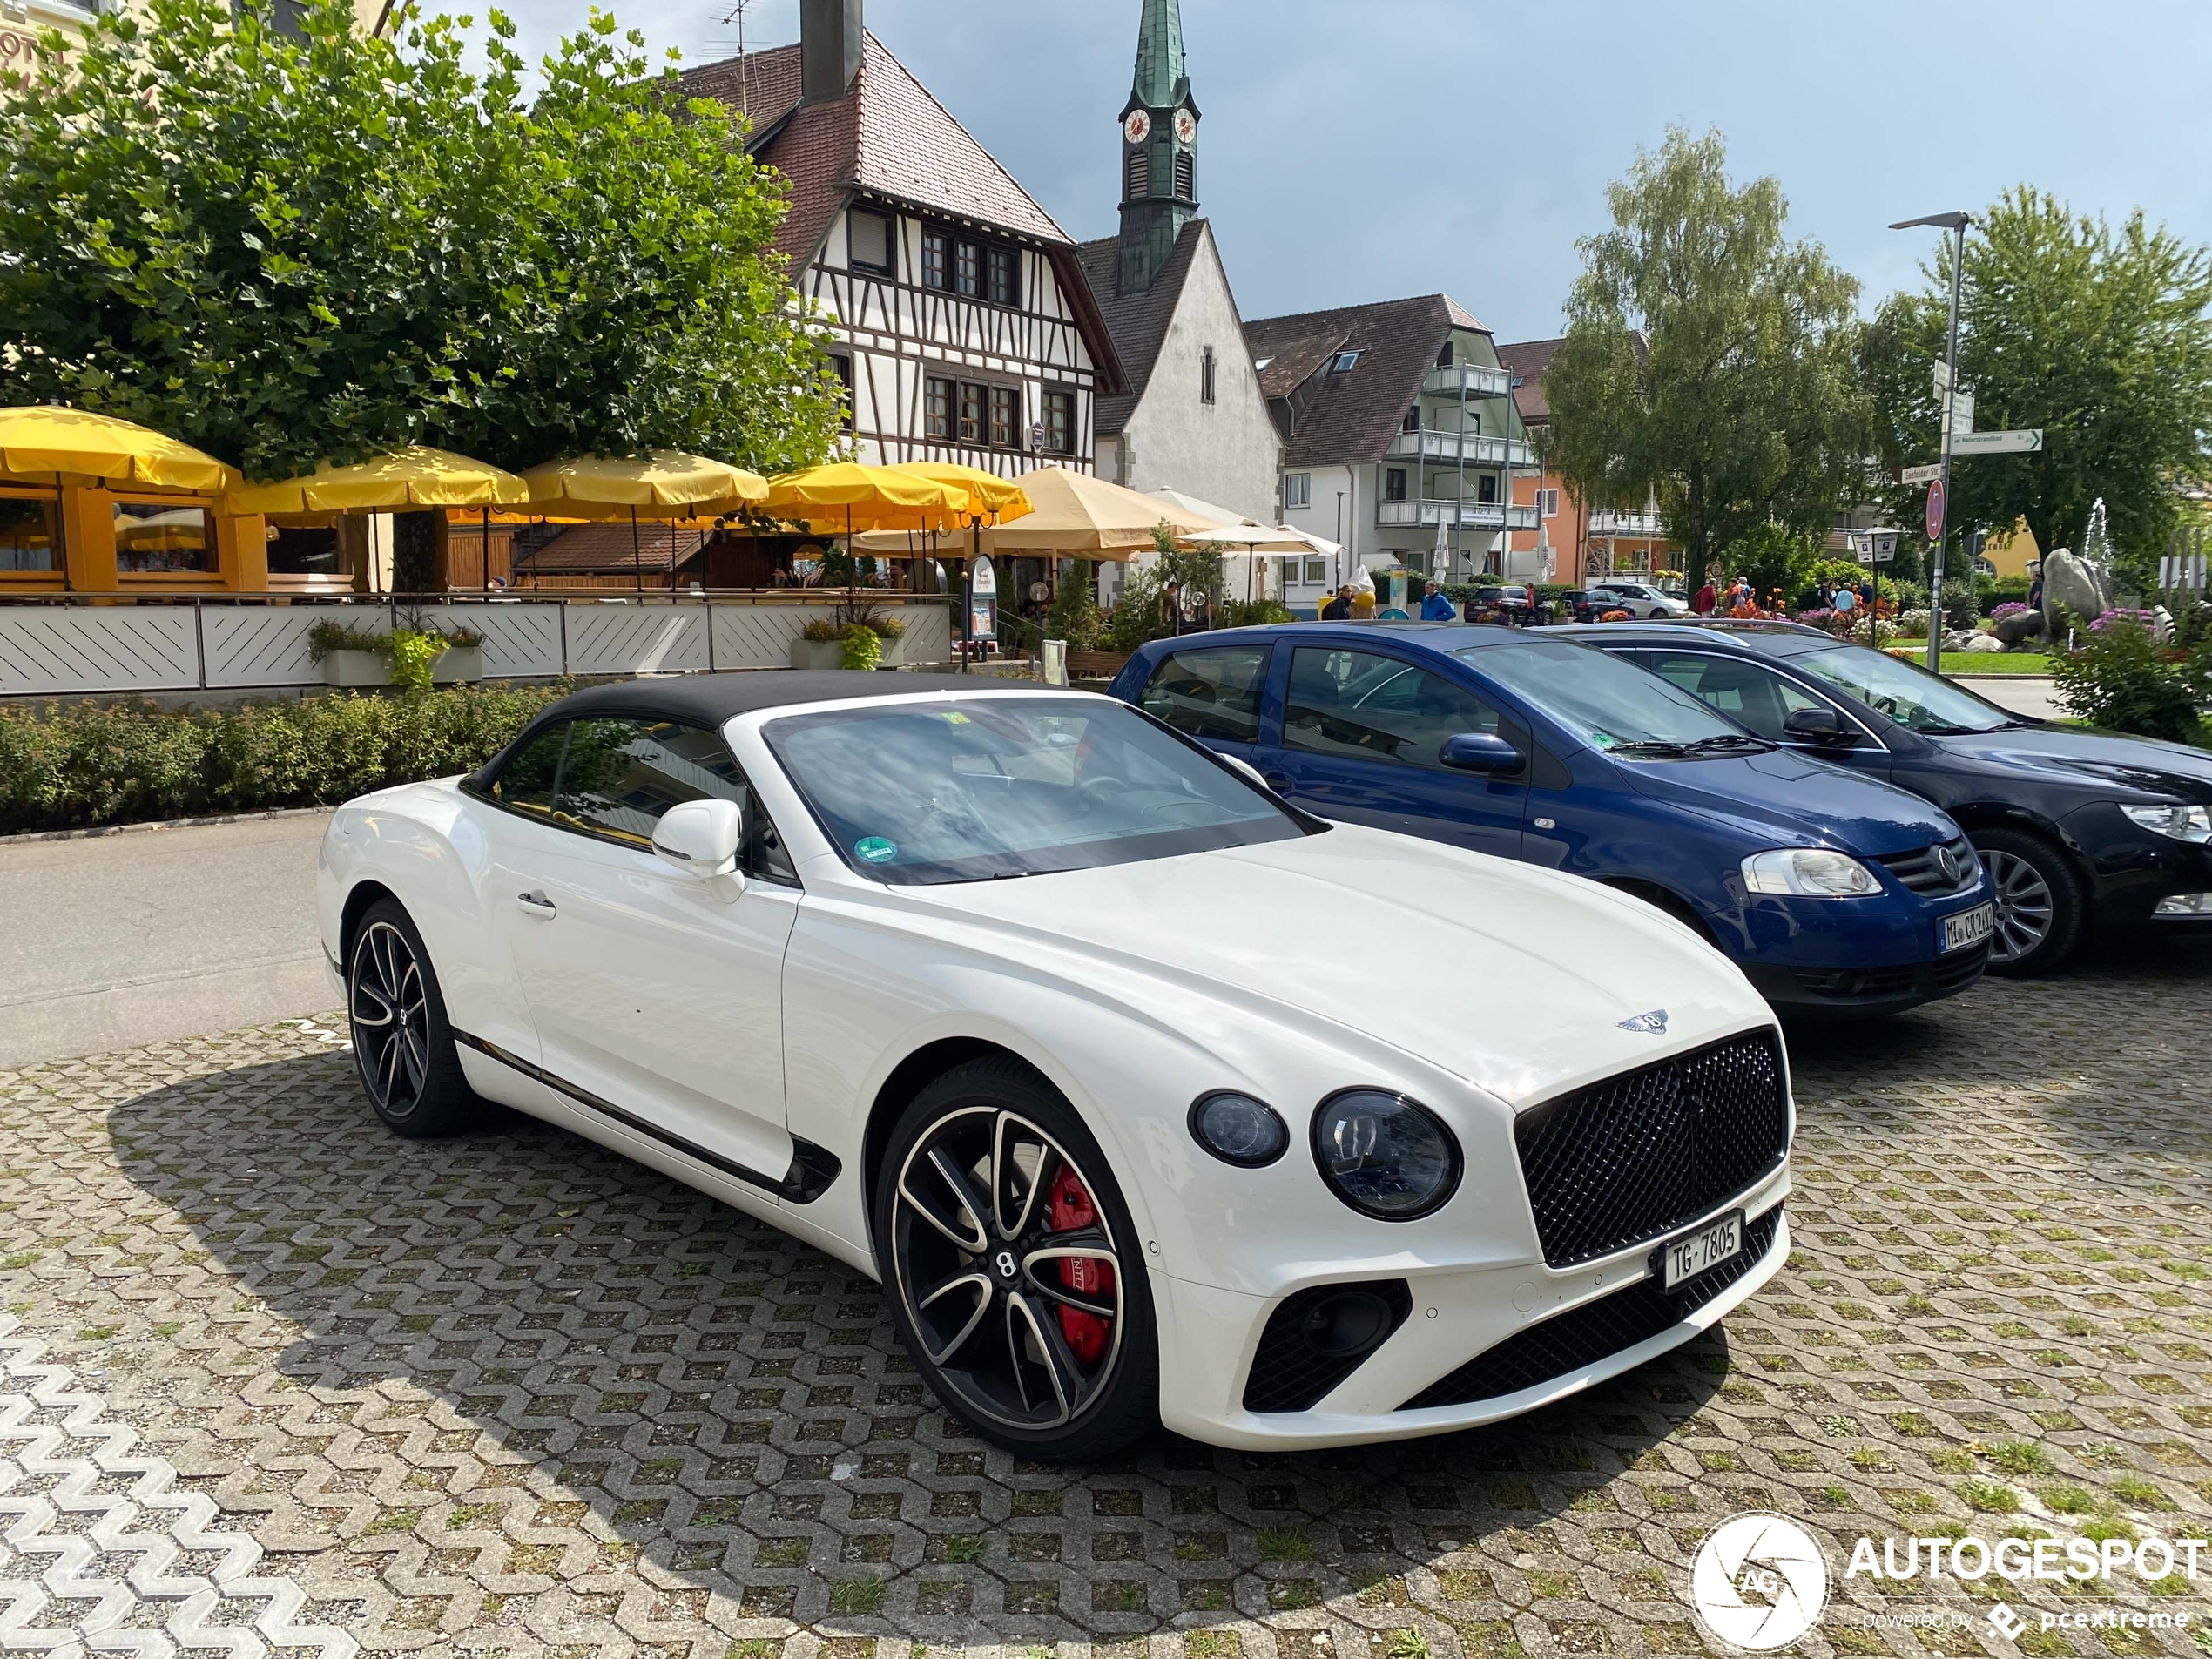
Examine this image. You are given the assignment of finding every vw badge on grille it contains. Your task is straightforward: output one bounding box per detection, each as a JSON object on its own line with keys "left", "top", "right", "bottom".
{"left": 1617, "top": 1008, "right": 1669, "bottom": 1035}
{"left": 1933, "top": 844, "right": 1960, "bottom": 885}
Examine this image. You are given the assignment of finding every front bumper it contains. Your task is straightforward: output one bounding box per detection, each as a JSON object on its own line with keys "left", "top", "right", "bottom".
{"left": 1742, "top": 942, "right": 1987, "bottom": 1014}
{"left": 1151, "top": 1165, "right": 1790, "bottom": 1451}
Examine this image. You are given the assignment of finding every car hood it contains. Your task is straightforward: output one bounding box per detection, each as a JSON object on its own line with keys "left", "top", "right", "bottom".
{"left": 1617, "top": 747, "right": 1959, "bottom": 856}
{"left": 1926, "top": 723, "right": 2212, "bottom": 804}
{"left": 896, "top": 823, "right": 1767, "bottom": 1111}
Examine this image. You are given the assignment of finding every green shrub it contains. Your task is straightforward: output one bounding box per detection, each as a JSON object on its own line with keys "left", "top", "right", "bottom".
{"left": 384, "top": 630, "right": 448, "bottom": 691}
{"left": 799, "top": 617, "right": 840, "bottom": 643}
{"left": 0, "top": 683, "right": 567, "bottom": 834}
{"left": 2049, "top": 616, "right": 2212, "bottom": 742}
{"left": 1044, "top": 558, "right": 1103, "bottom": 648}
{"left": 838, "top": 621, "right": 881, "bottom": 671}
{"left": 1217, "top": 598, "right": 1294, "bottom": 627}
{"left": 1720, "top": 521, "right": 1816, "bottom": 609}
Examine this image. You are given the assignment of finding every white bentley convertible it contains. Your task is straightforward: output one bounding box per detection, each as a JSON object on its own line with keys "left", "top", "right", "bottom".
{"left": 319, "top": 672, "right": 1792, "bottom": 1460}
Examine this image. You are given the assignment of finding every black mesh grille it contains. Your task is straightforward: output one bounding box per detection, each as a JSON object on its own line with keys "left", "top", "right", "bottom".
{"left": 1515, "top": 1031, "right": 1788, "bottom": 1269}
{"left": 1933, "top": 943, "right": 1990, "bottom": 994}
{"left": 1242, "top": 1279, "right": 1413, "bottom": 1413}
{"left": 1878, "top": 837, "right": 1980, "bottom": 895}
{"left": 1400, "top": 1206, "right": 1782, "bottom": 1410}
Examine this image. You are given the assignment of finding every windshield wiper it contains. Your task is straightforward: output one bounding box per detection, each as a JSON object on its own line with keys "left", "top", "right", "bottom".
{"left": 1607, "top": 739, "right": 1689, "bottom": 758}
{"left": 1683, "top": 733, "right": 1774, "bottom": 753}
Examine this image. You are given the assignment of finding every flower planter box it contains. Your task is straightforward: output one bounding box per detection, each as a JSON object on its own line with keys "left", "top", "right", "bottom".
{"left": 433, "top": 644, "right": 484, "bottom": 684}
{"left": 873, "top": 631, "right": 908, "bottom": 667}
{"left": 791, "top": 638, "right": 843, "bottom": 671}
{"left": 322, "top": 650, "right": 391, "bottom": 688}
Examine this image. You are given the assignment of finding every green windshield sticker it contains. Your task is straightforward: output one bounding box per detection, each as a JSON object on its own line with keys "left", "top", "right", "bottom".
{"left": 940, "top": 711, "right": 971, "bottom": 724}
{"left": 854, "top": 836, "right": 899, "bottom": 864}
{"left": 1591, "top": 731, "right": 1618, "bottom": 750}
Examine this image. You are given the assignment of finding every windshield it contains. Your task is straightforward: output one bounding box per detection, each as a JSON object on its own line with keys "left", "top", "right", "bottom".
{"left": 1454, "top": 638, "right": 1758, "bottom": 754}
{"left": 765, "top": 697, "right": 1305, "bottom": 885}
{"left": 1796, "top": 644, "right": 2016, "bottom": 734}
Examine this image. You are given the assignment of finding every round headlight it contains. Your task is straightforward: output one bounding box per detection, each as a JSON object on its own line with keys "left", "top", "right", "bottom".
{"left": 1189, "top": 1091, "right": 1289, "bottom": 1168}
{"left": 1311, "top": 1089, "right": 1461, "bottom": 1220}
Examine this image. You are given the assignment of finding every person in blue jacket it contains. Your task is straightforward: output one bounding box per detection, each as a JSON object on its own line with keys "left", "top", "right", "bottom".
{"left": 1419, "top": 581, "right": 1459, "bottom": 622}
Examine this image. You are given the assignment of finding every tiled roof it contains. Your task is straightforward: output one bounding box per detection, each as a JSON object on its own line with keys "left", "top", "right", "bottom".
{"left": 679, "top": 32, "right": 1069, "bottom": 265}
{"left": 1076, "top": 219, "right": 1210, "bottom": 436}
{"left": 1244, "top": 293, "right": 1491, "bottom": 469}
{"left": 511, "top": 523, "right": 709, "bottom": 576}
{"left": 1496, "top": 336, "right": 1563, "bottom": 426}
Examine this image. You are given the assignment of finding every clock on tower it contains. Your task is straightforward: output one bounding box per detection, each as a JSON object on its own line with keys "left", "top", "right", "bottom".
{"left": 1115, "top": 0, "right": 1200, "bottom": 297}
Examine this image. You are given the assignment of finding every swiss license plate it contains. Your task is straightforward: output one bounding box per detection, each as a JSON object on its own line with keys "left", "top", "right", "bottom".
{"left": 1942, "top": 902, "right": 1995, "bottom": 954}
{"left": 1655, "top": 1211, "right": 1743, "bottom": 1292}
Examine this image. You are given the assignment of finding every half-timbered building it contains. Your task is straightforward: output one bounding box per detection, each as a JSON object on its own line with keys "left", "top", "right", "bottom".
{"left": 680, "top": 0, "right": 1125, "bottom": 477}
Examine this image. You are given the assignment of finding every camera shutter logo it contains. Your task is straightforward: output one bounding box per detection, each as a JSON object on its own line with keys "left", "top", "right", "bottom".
{"left": 1689, "top": 1513, "right": 1830, "bottom": 1650}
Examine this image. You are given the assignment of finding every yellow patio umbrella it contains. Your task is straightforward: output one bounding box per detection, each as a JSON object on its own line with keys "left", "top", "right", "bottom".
{"left": 521, "top": 450, "right": 768, "bottom": 519}
{"left": 219, "top": 446, "right": 529, "bottom": 516}
{"left": 0, "top": 406, "right": 242, "bottom": 493}
{"left": 882, "top": 462, "right": 1032, "bottom": 524}
{"left": 763, "top": 461, "right": 965, "bottom": 531}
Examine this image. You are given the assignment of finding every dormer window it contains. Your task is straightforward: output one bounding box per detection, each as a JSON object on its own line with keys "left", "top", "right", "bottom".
{"left": 848, "top": 209, "right": 894, "bottom": 276}
{"left": 1401, "top": 406, "right": 1420, "bottom": 433}
{"left": 1331, "top": 351, "right": 1359, "bottom": 375}
{"left": 1436, "top": 341, "right": 1453, "bottom": 369}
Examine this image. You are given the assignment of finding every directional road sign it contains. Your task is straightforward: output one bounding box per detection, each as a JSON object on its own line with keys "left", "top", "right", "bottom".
{"left": 1950, "top": 428, "right": 2043, "bottom": 455}
{"left": 1941, "top": 389, "right": 1975, "bottom": 438}
{"left": 1901, "top": 464, "right": 1944, "bottom": 486}
{"left": 1925, "top": 479, "right": 1946, "bottom": 543}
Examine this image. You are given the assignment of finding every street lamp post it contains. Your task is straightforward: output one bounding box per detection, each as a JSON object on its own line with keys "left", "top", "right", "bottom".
{"left": 1890, "top": 210, "right": 1970, "bottom": 673}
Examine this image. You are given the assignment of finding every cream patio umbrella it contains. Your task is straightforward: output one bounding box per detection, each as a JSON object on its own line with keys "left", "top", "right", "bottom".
{"left": 850, "top": 466, "right": 1218, "bottom": 559}
{"left": 1181, "top": 521, "right": 1342, "bottom": 606}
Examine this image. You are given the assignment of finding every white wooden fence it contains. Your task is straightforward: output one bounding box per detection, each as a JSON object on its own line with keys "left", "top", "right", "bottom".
{"left": 0, "top": 597, "right": 954, "bottom": 698}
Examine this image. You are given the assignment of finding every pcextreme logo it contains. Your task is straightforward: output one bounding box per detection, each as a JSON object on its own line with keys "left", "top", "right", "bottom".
{"left": 1689, "top": 1513, "right": 1831, "bottom": 1650}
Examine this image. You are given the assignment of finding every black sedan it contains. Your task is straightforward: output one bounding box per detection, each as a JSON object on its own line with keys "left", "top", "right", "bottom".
{"left": 1549, "top": 620, "right": 2212, "bottom": 974}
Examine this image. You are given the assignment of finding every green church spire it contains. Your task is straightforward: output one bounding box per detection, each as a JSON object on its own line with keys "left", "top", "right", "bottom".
{"left": 1116, "top": 0, "right": 1199, "bottom": 296}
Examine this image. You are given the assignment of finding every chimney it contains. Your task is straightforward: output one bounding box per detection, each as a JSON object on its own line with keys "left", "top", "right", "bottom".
{"left": 801, "top": 0, "right": 862, "bottom": 104}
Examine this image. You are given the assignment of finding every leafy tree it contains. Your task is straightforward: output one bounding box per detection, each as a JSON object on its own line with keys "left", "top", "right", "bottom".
{"left": 1546, "top": 128, "right": 1868, "bottom": 581}
{"left": 1860, "top": 188, "right": 2212, "bottom": 584}
{"left": 1044, "top": 558, "right": 1103, "bottom": 649}
{"left": 0, "top": 0, "right": 842, "bottom": 480}
{"left": 1716, "top": 521, "right": 1816, "bottom": 610}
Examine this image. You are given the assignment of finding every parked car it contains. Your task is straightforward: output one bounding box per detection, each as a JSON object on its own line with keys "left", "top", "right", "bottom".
{"left": 1113, "top": 624, "right": 1994, "bottom": 1016}
{"left": 1588, "top": 580, "right": 1689, "bottom": 619}
{"left": 320, "top": 672, "right": 1791, "bottom": 1459}
{"left": 1467, "top": 583, "right": 1534, "bottom": 624}
{"left": 1555, "top": 620, "right": 2212, "bottom": 974}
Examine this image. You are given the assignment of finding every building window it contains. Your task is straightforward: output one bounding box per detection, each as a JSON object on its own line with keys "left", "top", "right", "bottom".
{"left": 988, "top": 386, "right": 1020, "bottom": 448}
{"left": 1542, "top": 488, "right": 1560, "bottom": 519}
{"left": 1301, "top": 556, "right": 1327, "bottom": 585}
{"left": 1477, "top": 475, "right": 1498, "bottom": 505}
{"left": 988, "top": 246, "right": 1019, "bottom": 307}
{"left": 112, "top": 500, "right": 215, "bottom": 574}
{"left": 926, "top": 376, "right": 954, "bottom": 439}
{"left": 1436, "top": 341, "right": 1453, "bottom": 369}
{"left": 955, "top": 239, "right": 983, "bottom": 298}
{"left": 958, "top": 382, "right": 987, "bottom": 444}
{"left": 1384, "top": 468, "right": 1407, "bottom": 503}
{"left": 1173, "top": 149, "right": 1194, "bottom": 199}
{"left": 1042, "top": 389, "right": 1076, "bottom": 455}
{"left": 829, "top": 353, "right": 854, "bottom": 430}
{"left": 1200, "top": 346, "right": 1217, "bottom": 405}
{"left": 1125, "top": 148, "right": 1150, "bottom": 199}
{"left": 847, "top": 209, "right": 893, "bottom": 275}
{"left": 1401, "top": 406, "right": 1420, "bottom": 433}
{"left": 1283, "top": 472, "right": 1312, "bottom": 510}
{"left": 1331, "top": 350, "right": 1359, "bottom": 374}
{"left": 921, "top": 232, "right": 953, "bottom": 292}
{"left": 0, "top": 494, "right": 59, "bottom": 572}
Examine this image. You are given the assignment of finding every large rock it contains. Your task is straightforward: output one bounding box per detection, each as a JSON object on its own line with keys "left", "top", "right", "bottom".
{"left": 2041, "top": 547, "right": 2112, "bottom": 621}
{"left": 1992, "top": 609, "right": 2046, "bottom": 645}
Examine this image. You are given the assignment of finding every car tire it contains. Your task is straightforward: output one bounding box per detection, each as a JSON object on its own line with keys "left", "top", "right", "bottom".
{"left": 1969, "top": 827, "right": 2084, "bottom": 977}
{"left": 346, "top": 897, "right": 482, "bottom": 1138}
{"left": 875, "top": 1055, "right": 1159, "bottom": 1463}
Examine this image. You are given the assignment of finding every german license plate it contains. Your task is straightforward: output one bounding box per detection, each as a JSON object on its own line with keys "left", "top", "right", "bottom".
{"left": 1655, "top": 1211, "right": 1743, "bottom": 1292}
{"left": 1942, "top": 902, "right": 1995, "bottom": 954}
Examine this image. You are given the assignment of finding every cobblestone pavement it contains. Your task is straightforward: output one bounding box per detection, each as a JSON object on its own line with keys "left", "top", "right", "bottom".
{"left": 2, "top": 944, "right": 2209, "bottom": 1659}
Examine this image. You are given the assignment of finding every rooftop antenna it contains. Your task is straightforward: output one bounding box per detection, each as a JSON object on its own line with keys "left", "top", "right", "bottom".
{"left": 713, "top": 0, "right": 758, "bottom": 119}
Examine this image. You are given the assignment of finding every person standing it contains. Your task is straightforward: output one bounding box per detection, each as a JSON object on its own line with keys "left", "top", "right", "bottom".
{"left": 1321, "top": 584, "right": 1354, "bottom": 620}
{"left": 1692, "top": 575, "right": 1717, "bottom": 615}
{"left": 1420, "top": 580, "right": 1458, "bottom": 622}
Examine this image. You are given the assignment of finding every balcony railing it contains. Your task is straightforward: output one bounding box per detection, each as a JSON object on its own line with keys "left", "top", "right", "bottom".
{"left": 1385, "top": 429, "right": 1534, "bottom": 469}
{"left": 1377, "top": 500, "right": 1540, "bottom": 532}
{"left": 1588, "top": 510, "right": 1666, "bottom": 537}
{"left": 1422, "top": 363, "right": 1514, "bottom": 400}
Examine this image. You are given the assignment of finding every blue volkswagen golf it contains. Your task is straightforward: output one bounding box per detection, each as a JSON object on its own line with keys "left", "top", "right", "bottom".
{"left": 1109, "top": 623, "right": 1995, "bottom": 1017}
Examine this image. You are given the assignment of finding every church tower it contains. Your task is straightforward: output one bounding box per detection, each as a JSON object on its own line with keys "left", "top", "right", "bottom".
{"left": 1116, "top": 0, "right": 1199, "bottom": 297}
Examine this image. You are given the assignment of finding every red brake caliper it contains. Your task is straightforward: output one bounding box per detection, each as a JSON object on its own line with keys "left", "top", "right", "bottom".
{"left": 1046, "top": 1166, "right": 1115, "bottom": 1365}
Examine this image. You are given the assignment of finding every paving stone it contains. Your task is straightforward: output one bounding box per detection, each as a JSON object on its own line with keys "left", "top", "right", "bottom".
{"left": 0, "top": 938, "right": 2208, "bottom": 1658}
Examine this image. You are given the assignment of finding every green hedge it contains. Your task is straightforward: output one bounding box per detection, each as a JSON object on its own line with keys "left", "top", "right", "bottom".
{"left": 0, "top": 683, "right": 570, "bottom": 835}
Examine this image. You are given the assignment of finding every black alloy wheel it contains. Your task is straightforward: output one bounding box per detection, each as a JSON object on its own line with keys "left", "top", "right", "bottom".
{"left": 1970, "top": 827, "right": 2084, "bottom": 977}
{"left": 879, "top": 1058, "right": 1157, "bottom": 1460}
{"left": 346, "top": 898, "right": 482, "bottom": 1136}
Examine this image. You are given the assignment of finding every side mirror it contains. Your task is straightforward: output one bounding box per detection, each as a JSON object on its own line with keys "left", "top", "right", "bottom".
{"left": 652, "top": 798, "right": 746, "bottom": 890}
{"left": 1782, "top": 707, "right": 1851, "bottom": 745}
{"left": 1440, "top": 732, "right": 1523, "bottom": 773}
{"left": 1218, "top": 752, "right": 1270, "bottom": 792}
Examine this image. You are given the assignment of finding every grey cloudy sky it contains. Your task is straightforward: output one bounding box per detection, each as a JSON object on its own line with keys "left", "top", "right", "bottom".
{"left": 491, "top": 0, "right": 2212, "bottom": 342}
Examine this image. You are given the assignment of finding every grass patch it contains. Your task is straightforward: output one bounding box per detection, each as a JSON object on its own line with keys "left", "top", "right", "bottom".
{"left": 1886, "top": 644, "right": 2052, "bottom": 675}
{"left": 1959, "top": 1480, "right": 2020, "bottom": 1513}
{"left": 827, "top": 1575, "right": 883, "bottom": 1615}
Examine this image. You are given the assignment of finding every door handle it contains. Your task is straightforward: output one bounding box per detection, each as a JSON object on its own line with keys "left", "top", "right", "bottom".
{"left": 516, "top": 890, "right": 556, "bottom": 917}
{"left": 1262, "top": 771, "right": 1294, "bottom": 794}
